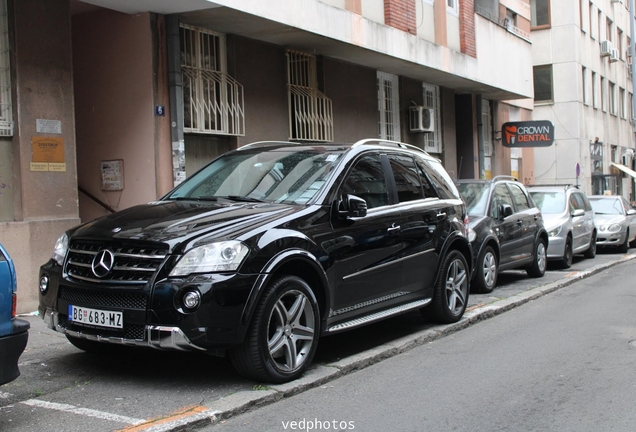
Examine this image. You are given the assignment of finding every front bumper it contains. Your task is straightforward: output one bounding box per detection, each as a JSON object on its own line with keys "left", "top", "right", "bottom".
{"left": 0, "top": 319, "right": 30, "bottom": 385}
{"left": 546, "top": 235, "right": 566, "bottom": 260}
{"left": 43, "top": 308, "right": 204, "bottom": 351}
{"left": 596, "top": 230, "right": 626, "bottom": 247}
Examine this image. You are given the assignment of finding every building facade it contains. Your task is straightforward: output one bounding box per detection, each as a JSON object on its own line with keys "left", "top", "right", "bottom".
{"left": 531, "top": 0, "right": 636, "bottom": 197}
{"left": 0, "top": 0, "right": 534, "bottom": 312}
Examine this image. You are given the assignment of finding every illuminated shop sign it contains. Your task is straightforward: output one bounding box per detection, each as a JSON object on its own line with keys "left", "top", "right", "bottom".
{"left": 502, "top": 120, "right": 555, "bottom": 148}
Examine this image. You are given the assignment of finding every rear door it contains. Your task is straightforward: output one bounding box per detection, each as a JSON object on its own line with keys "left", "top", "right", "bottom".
{"left": 507, "top": 182, "right": 540, "bottom": 258}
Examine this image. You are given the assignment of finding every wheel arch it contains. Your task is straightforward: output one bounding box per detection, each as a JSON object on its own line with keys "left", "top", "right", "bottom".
{"left": 238, "top": 249, "right": 329, "bottom": 338}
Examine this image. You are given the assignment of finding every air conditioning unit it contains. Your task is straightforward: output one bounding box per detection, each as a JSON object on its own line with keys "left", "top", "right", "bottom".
{"left": 600, "top": 40, "right": 613, "bottom": 56}
{"left": 610, "top": 48, "right": 620, "bottom": 63}
{"left": 409, "top": 106, "right": 435, "bottom": 133}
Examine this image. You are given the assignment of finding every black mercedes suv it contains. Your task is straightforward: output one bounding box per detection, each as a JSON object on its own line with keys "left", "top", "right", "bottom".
{"left": 39, "top": 139, "right": 472, "bottom": 383}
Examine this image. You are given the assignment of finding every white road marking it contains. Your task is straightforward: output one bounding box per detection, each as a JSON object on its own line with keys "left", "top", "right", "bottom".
{"left": 22, "top": 399, "right": 145, "bottom": 425}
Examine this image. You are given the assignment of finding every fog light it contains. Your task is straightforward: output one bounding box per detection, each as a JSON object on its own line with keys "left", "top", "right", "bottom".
{"left": 183, "top": 290, "right": 201, "bottom": 310}
{"left": 39, "top": 275, "right": 49, "bottom": 294}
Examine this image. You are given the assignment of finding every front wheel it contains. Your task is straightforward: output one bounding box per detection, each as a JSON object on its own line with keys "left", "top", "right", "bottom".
{"left": 559, "top": 236, "right": 573, "bottom": 269}
{"left": 425, "top": 250, "right": 469, "bottom": 323}
{"left": 583, "top": 232, "right": 596, "bottom": 259}
{"left": 229, "top": 275, "right": 320, "bottom": 383}
{"left": 473, "top": 246, "right": 497, "bottom": 294}
{"left": 527, "top": 238, "right": 547, "bottom": 278}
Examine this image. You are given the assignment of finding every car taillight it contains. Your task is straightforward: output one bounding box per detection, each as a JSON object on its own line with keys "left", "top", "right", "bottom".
{"left": 12, "top": 293, "right": 17, "bottom": 318}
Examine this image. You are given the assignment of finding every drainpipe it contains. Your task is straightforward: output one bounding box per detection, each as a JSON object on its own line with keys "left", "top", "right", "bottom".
{"left": 167, "top": 15, "right": 186, "bottom": 187}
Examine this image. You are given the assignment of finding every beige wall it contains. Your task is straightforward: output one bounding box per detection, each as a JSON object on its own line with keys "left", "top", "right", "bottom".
{"left": 0, "top": 0, "right": 81, "bottom": 313}
{"left": 72, "top": 9, "right": 172, "bottom": 223}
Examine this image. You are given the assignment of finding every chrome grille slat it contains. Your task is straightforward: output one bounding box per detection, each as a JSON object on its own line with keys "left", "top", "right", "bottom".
{"left": 65, "top": 241, "right": 168, "bottom": 285}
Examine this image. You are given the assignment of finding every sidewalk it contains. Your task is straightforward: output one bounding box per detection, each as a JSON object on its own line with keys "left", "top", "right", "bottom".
{"left": 82, "top": 251, "right": 634, "bottom": 432}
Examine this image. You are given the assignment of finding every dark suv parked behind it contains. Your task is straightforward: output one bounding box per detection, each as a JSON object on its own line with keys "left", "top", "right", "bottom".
{"left": 457, "top": 176, "right": 548, "bottom": 293}
{"left": 39, "top": 139, "right": 472, "bottom": 383}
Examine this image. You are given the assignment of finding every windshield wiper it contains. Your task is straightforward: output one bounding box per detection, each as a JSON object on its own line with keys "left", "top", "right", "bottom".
{"left": 168, "top": 196, "right": 218, "bottom": 202}
{"left": 225, "top": 195, "right": 265, "bottom": 203}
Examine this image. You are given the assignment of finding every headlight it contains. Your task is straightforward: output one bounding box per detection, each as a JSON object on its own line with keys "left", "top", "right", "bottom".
{"left": 52, "top": 233, "right": 69, "bottom": 266}
{"left": 467, "top": 228, "right": 476, "bottom": 243}
{"left": 548, "top": 226, "right": 562, "bottom": 237}
{"left": 607, "top": 223, "right": 622, "bottom": 233}
{"left": 170, "top": 241, "right": 249, "bottom": 276}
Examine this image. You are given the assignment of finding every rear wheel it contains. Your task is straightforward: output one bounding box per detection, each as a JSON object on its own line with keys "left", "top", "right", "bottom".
{"left": 583, "top": 232, "right": 596, "bottom": 258}
{"left": 229, "top": 275, "right": 320, "bottom": 383}
{"left": 425, "top": 250, "right": 469, "bottom": 323}
{"left": 559, "top": 235, "right": 573, "bottom": 269}
{"left": 473, "top": 246, "right": 497, "bottom": 294}
{"left": 526, "top": 238, "right": 547, "bottom": 278}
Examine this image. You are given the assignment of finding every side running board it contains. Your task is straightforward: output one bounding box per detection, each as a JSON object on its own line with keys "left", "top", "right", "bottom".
{"left": 327, "top": 298, "right": 431, "bottom": 333}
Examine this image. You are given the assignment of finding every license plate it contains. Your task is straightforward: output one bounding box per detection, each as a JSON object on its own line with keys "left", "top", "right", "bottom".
{"left": 68, "top": 305, "right": 123, "bottom": 329}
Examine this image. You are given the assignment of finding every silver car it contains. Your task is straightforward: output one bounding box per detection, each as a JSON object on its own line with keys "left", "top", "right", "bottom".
{"left": 528, "top": 186, "right": 596, "bottom": 268}
{"left": 588, "top": 195, "right": 636, "bottom": 253}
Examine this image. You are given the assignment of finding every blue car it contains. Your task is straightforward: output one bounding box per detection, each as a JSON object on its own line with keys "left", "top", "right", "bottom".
{"left": 0, "top": 243, "right": 30, "bottom": 385}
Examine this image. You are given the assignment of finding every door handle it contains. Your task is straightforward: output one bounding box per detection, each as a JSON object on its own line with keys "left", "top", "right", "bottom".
{"left": 516, "top": 220, "right": 523, "bottom": 226}
{"left": 436, "top": 212, "right": 447, "bottom": 220}
{"left": 387, "top": 225, "right": 401, "bottom": 234}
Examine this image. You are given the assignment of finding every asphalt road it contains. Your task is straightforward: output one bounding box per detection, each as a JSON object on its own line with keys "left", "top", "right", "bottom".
{"left": 0, "top": 249, "right": 633, "bottom": 431}
{"left": 206, "top": 257, "right": 636, "bottom": 432}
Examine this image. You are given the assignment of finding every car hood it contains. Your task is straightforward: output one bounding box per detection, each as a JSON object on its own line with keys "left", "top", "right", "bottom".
{"left": 70, "top": 200, "right": 303, "bottom": 250}
{"left": 540, "top": 213, "right": 568, "bottom": 231}
{"left": 593, "top": 214, "right": 625, "bottom": 226}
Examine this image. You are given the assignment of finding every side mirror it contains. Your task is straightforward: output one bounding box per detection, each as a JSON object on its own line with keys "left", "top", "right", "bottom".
{"left": 339, "top": 194, "right": 367, "bottom": 218}
{"left": 572, "top": 209, "right": 585, "bottom": 218}
{"left": 627, "top": 209, "right": 636, "bottom": 216}
{"left": 499, "top": 203, "right": 513, "bottom": 219}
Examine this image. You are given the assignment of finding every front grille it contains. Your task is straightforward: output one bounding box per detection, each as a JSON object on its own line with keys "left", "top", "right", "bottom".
{"left": 59, "top": 315, "right": 146, "bottom": 340}
{"left": 65, "top": 241, "right": 168, "bottom": 285}
{"left": 60, "top": 286, "right": 148, "bottom": 309}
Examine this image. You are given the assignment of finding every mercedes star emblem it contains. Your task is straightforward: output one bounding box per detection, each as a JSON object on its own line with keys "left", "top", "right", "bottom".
{"left": 91, "top": 249, "right": 115, "bottom": 278}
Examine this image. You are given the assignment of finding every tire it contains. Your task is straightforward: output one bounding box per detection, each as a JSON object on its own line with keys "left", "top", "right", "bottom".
{"left": 66, "top": 334, "right": 122, "bottom": 355}
{"left": 559, "top": 235, "right": 573, "bottom": 269}
{"left": 630, "top": 231, "right": 636, "bottom": 248}
{"left": 618, "top": 230, "right": 629, "bottom": 253}
{"left": 229, "top": 275, "right": 320, "bottom": 383}
{"left": 526, "top": 238, "right": 547, "bottom": 278}
{"left": 583, "top": 232, "right": 596, "bottom": 259}
{"left": 473, "top": 246, "right": 497, "bottom": 294}
{"left": 425, "top": 250, "right": 469, "bottom": 324}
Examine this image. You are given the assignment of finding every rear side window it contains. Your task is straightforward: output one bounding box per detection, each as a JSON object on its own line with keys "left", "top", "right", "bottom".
{"left": 419, "top": 158, "right": 459, "bottom": 200}
{"left": 388, "top": 155, "right": 424, "bottom": 203}
{"left": 508, "top": 183, "right": 531, "bottom": 211}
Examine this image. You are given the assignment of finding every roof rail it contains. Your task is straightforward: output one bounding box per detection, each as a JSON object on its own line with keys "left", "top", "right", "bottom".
{"left": 492, "top": 175, "right": 519, "bottom": 182}
{"left": 237, "top": 141, "right": 300, "bottom": 150}
{"left": 352, "top": 138, "right": 428, "bottom": 155}
{"left": 527, "top": 183, "right": 577, "bottom": 189}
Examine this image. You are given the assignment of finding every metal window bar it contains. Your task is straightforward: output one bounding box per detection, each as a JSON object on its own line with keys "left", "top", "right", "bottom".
{"left": 0, "top": 0, "right": 12, "bottom": 136}
{"left": 377, "top": 72, "right": 400, "bottom": 141}
{"left": 423, "top": 83, "right": 441, "bottom": 153}
{"left": 287, "top": 50, "right": 333, "bottom": 142}
{"left": 180, "top": 24, "right": 244, "bottom": 136}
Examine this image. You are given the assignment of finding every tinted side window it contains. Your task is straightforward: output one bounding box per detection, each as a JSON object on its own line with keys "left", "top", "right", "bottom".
{"left": 0, "top": 249, "right": 5, "bottom": 262}
{"left": 419, "top": 159, "right": 459, "bottom": 200}
{"left": 571, "top": 193, "right": 586, "bottom": 211}
{"left": 508, "top": 183, "right": 530, "bottom": 211}
{"left": 580, "top": 193, "right": 592, "bottom": 211}
{"left": 341, "top": 154, "right": 389, "bottom": 209}
{"left": 490, "top": 184, "right": 515, "bottom": 218}
{"left": 388, "top": 155, "right": 424, "bottom": 203}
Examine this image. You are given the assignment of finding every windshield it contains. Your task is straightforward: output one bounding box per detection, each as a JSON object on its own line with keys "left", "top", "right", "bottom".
{"left": 529, "top": 191, "right": 565, "bottom": 214}
{"left": 167, "top": 148, "right": 345, "bottom": 204}
{"left": 589, "top": 198, "right": 623, "bottom": 215}
{"left": 457, "top": 182, "right": 490, "bottom": 216}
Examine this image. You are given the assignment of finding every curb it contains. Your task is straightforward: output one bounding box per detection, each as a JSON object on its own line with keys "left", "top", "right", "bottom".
{"left": 130, "top": 253, "right": 636, "bottom": 431}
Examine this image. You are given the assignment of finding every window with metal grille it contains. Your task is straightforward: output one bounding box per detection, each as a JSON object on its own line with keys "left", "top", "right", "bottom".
{"left": 0, "top": 0, "right": 13, "bottom": 137}
{"left": 286, "top": 50, "right": 333, "bottom": 142}
{"left": 377, "top": 72, "right": 400, "bottom": 141}
{"left": 481, "top": 99, "right": 493, "bottom": 157}
{"left": 180, "top": 24, "right": 244, "bottom": 136}
{"left": 423, "top": 83, "right": 442, "bottom": 153}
